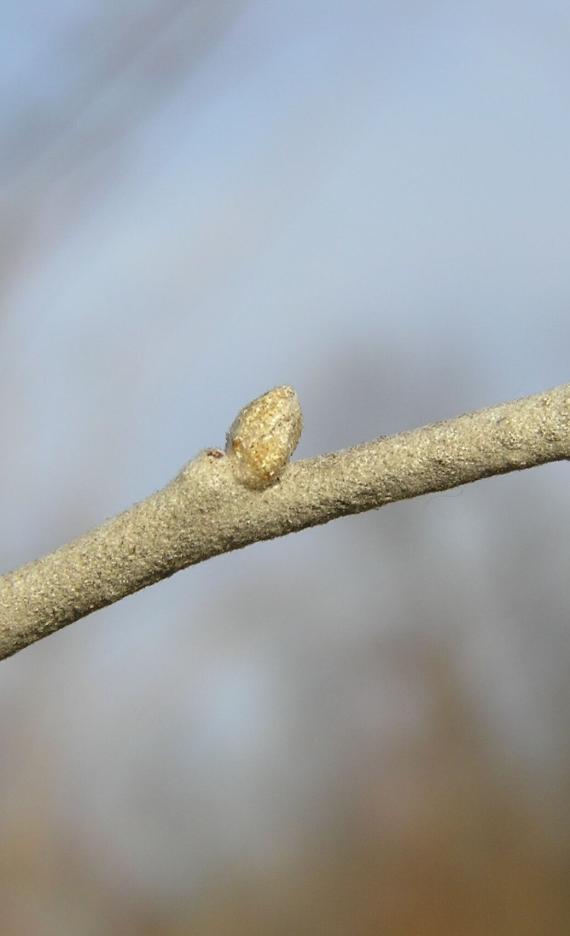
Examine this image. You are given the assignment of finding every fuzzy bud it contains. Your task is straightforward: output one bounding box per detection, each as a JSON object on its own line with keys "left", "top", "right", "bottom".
{"left": 226, "top": 386, "right": 302, "bottom": 490}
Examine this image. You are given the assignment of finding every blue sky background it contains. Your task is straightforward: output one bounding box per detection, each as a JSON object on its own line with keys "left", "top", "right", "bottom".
{"left": 0, "top": 2, "right": 569, "bottom": 930}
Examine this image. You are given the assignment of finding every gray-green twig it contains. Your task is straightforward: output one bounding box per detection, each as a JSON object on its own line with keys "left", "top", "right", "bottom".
{"left": 1, "top": 382, "right": 569, "bottom": 661}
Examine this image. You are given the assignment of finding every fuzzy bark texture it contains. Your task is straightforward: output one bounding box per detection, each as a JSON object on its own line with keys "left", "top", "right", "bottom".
{"left": 1, "top": 382, "right": 569, "bottom": 661}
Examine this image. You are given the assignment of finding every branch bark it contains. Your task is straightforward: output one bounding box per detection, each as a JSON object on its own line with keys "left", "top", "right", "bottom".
{"left": 1, "top": 382, "right": 569, "bottom": 661}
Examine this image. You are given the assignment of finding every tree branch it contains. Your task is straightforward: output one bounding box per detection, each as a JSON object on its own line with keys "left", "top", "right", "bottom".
{"left": 1, "top": 382, "right": 569, "bottom": 661}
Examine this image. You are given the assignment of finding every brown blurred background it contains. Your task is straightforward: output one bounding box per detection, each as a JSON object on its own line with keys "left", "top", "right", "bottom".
{"left": 1, "top": 2, "right": 569, "bottom": 933}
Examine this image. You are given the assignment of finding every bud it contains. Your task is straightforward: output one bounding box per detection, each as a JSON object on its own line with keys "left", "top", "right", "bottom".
{"left": 226, "top": 386, "right": 302, "bottom": 490}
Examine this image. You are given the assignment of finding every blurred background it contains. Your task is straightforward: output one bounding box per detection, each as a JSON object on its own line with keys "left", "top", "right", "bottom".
{"left": 1, "top": 1, "right": 569, "bottom": 932}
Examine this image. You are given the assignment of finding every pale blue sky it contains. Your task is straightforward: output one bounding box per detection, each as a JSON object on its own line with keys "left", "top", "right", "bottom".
{"left": 1, "top": 0, "right": 569, "bottom": 905}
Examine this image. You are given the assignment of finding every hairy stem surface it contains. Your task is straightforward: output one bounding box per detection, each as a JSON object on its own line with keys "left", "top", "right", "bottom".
{"left": 1, "top": 383, "right": 568, "bottom": 660}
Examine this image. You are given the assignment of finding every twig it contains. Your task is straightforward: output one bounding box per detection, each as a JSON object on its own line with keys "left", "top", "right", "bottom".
{"left": 1, "top": 382, "right": 569, "bottom": 661}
